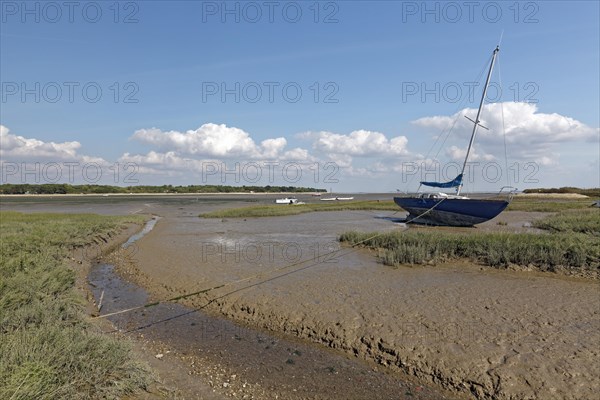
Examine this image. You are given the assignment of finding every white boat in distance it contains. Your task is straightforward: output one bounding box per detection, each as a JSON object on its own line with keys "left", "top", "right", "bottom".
{"left": 320, "top": 196, "right": 355, "bottom": 201}
{"left": 275, "top": 197, "right": 299, "bottom": 204}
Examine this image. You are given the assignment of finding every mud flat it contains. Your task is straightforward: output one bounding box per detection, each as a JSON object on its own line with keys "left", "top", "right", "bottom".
{"left": 93, "top": 218, "right": 453, "bottom": 400}
{"left": 107, "top": 205, "right": 599, "bottom": 400}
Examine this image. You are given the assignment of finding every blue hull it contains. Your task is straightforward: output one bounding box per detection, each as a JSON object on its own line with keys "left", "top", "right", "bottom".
{"left": 393, "top": 197, "right": 509, "bottom": 226}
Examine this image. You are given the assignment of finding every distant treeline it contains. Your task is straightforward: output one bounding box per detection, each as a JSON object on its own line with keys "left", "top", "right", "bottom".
{"left": 523, "top": 187, "right": 600, "bottom": 197}
{"left": 0, "top": 184, "right": 327, "bottom": 195}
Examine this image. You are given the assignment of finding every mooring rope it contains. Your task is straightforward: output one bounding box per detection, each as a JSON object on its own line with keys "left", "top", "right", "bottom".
{"left": 92, "top": 230, "right": 384, "bottom": 320}
{"left": 92, "top": 198, "right": 447, "bottom": 320}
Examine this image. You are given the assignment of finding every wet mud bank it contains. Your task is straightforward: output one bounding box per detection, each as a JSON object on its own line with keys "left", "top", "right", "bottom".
{"left": 195, "top": 263, "right": 600, "bottom": 400}
{"left": 91, "top": 220, "right": 456, "bottom": 399}
{"left": 111, "top": 210, "right": 600, "bottom": 400}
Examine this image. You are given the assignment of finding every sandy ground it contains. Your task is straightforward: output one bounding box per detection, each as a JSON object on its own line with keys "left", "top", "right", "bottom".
{"left": 104, "top": 203, "right": 600, "bottom": 400}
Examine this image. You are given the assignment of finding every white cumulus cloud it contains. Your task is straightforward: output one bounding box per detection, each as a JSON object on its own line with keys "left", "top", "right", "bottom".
{"left": 305, "top": 129, "right": 410, "bottom": 157}
{"left": 131, "top": 123, "right": 308, "bottom": 161}
{"left": 445, "top": 145, "right": 495, "bottom": 162}
{"left": 120, "top": 123, "right": 318, "bottom": 183}
{"left": 296, "top": 129, "right": 412, "bottom": 176}
{"left": 412, "top": 102, "right": 598, "bottom": 165}
{"left": 0, "top": 125, "right": 105, "bottom": 163}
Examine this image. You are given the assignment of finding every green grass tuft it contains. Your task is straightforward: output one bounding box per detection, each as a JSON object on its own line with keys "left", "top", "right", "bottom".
{"left": 532, "top": 209, "right": 600, "bottom": 235}
{"left": 0, "top": 211, "right": 149, "bottom": 400}
{"left": 340, "top": 209, "right": 599, "bottom": 273}
{"left": 507, "top": 197, "right": 595, "bottom": 212}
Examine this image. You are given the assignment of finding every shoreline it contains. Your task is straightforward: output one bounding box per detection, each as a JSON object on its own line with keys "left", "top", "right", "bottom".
{"left": 0, "top": 192, "right": 593, "bottom": 198}
{"left": 0, "top": 192, "right": 322, "bottom": 197}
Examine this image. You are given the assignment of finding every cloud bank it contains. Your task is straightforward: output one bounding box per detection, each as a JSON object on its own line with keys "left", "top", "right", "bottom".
{"left": 413, "top": 102, "right": 598, "bottom": 165}
{"left": 2, "top": 102, "right": 597, "bottom": 188}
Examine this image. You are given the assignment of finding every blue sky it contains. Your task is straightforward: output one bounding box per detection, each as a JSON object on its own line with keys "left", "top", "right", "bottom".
{"left": 1, "top": 1, "right": 599, "bottom": 192}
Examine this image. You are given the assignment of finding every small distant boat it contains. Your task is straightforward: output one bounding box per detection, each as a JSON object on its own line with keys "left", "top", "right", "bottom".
{"left": 394, "top": 45, "right": 511, "bottom": 227}
{"left": 275, "top": 197, "right": 298, "bottom": 204}
{"left": 320, "top": 196, "right": 355, "bottom": 201}
{"left": 311, "top": 193, "right": 322, "bottom": 197}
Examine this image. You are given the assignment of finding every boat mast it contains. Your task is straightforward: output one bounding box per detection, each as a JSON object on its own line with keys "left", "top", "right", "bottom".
{"left": 457, "top": 45, "right": 499, "bottom": 195}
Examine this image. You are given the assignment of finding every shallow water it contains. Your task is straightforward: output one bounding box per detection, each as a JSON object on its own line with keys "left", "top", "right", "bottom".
{"left": 123, "top": 216, "right": 160, "bottom": 249}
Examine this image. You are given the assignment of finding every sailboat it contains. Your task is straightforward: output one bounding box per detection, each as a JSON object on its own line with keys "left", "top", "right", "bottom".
{"left": 394, "top": 45, "right": 511, "bottom": 226}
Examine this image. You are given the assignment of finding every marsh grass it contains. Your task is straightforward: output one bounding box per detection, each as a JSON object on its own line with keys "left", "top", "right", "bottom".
{"left": 532, "top": 209, "right": 600, "bottom": 235}
{"left": 200, "top": 200, "right": 399, "bottom": 218}
{"left": 201, "top": 197, "right": 597, "bottom": 218}
{"left": 340, "top": 209, "right": 599, "bottom": 272}
{"left": 507, "top": 197, "right": 595, "bottom": 212}
{"left": 0, "top": 211, "right": 148, "bottom": 400}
